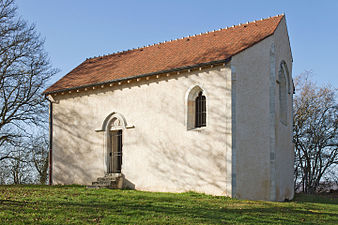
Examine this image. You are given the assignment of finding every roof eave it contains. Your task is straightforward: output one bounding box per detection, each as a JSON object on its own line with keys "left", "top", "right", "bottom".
{"left": 44, "top": 57, "right": 232, "bottom": 95}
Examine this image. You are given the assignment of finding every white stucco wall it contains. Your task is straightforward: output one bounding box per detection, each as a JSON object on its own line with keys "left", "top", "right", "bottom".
{"left": 231, "top": 17, "right": 293, "bottom": 201}
{"left": 231, "top": 35, "right": 274, "bottom": 201}
{"left": 273, "top": 17, "right": 294, "bottom": 201}
{"left": 52, "top": 65, "right": 233, "bottom": 196}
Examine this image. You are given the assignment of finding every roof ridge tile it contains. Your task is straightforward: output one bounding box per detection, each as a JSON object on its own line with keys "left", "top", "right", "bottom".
{"left": 87, "top": 14, "right": 284, "bottom": 61}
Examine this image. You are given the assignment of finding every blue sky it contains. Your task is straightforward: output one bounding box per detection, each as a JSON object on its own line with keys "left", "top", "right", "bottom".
{"left": 16, "top": 0, "right": 338, "bottom": 88}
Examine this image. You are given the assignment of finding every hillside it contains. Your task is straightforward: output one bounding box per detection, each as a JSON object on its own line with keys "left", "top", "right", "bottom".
{"left": 0, "top": 185, "right": 337, "bottom": 224}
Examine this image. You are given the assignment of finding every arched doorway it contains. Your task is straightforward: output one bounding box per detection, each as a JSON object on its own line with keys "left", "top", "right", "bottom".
{"left": 97, "top": 112, "right": 128, "bottom": 174}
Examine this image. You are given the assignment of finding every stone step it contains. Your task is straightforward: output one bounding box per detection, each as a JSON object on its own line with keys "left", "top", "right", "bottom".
{"left": 97, "top": 177, "right": 117, "bottom": 182}
{"left": 92, "top": 180, "right": 118, "bottom": 186}
{"left": 92, "top": 181, "right": 108, "bottom": 185}
{"left": 104, "top": 173, "right": 122, "bottom": 178}
{"left": 91, "top": 183, "right": 112, "bottom": 187}
{"left": 88, "top": 184, "right": 120, "bottom": 189}
{"left": 87, "top": 174, "right": 124, "bottom": 189}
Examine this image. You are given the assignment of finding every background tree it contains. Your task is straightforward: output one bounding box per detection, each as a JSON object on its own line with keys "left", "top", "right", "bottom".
{"left": 293, "top": 71, "right": 337, "bottom": 193}
{"left": 7, "top": 146, "right": 32, "bottom": 184}
{"left": 29, "top": 132, "right": 49, "bottom": 184}
{"left": 0, "top": 132, "right": 49, "bottom": 184}
{"left": 0, "top": 0, "right": 57, "bottom": 162}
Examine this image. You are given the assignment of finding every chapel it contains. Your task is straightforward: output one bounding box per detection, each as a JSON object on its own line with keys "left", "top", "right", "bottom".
{"left": 44, "top": 14, "right": 294, "bottom": 201}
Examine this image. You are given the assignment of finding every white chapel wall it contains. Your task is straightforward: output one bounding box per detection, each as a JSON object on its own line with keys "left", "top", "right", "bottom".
{"left": 231, "top": 17, "right": 294, "bottom": 201}
{"left": 52, "top": 64, "right": 233, "bottom": 196}
{"left": 231, "top": 35, "right": 274, "bottom": 200}
{"left": 273, "top": 17, "right": 294, "bottom": 201}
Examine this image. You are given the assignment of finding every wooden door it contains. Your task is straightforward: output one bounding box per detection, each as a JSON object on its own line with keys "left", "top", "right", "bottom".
{"left": 112, "top": 130, "right": 122, "bottom": 173}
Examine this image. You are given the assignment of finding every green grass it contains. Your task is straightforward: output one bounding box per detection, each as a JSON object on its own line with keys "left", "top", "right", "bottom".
{"left": 0, "top": 185, "right": 337, "bottom": 224}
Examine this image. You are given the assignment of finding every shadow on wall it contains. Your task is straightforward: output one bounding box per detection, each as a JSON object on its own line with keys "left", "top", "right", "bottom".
{"left": 131, "top": 67, "right": 232, "bottom": 195}
{"left": 53, "top": 61, "right": 232, "bottom": 193}
{"left": 53, "top": 106, "right": 102, "bottom": 185}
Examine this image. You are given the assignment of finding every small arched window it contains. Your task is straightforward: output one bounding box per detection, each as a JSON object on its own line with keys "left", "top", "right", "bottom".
{"left": 195, "top": 91, "right": 206, "bottom": 128}
{"left": 186, "top": 85, "right": 207, "bottom": 130}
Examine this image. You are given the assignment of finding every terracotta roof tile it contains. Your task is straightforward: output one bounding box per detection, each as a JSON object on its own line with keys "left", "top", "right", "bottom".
{"left": 44, "top": 15, "right": 284, "bottom": 94}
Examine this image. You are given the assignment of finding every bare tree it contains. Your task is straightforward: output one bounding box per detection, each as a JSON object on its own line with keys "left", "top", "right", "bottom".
{"left": 0, "top": 0, "right": 57, "bottom": 161}
{"left": 30, "top": 133, "right": 49, "bottom": 184}
{"left": 0, "top": 132, "right": 49, "bottom": 184}
{"left": 0, "top": 160, "right": 10, "bottom": 184}
{"left": 293, "top": 71, "right": 337, "bottom": 193}
{"left": 0, "top": 143, "right": 33, "bottom": 184}
{"left": 8, "top": 147, "right": 32, "bottom": 184}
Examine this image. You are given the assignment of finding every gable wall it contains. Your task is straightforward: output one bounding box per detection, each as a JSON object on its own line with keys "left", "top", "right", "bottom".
{"left": 51, "top": 64, "right": 233, "bottom": 196}
{"left": 273, "top": 17, "right": 294, "bottom": 201}
{"left": 231, "top": 35, "right": 274, "bottom": 200}
{"left": 231, "top": 17, "right": 294, "bottom": 201}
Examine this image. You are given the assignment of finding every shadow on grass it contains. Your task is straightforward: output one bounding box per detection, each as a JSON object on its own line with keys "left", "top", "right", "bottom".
{"left": 1, "top": 186, "right": 338, "bottom": 224}
{"left": 2, "top": 189, "right": 337, "bottom": 224}
{"left": 23, "top": 200, "right": 338, "bottom": 223}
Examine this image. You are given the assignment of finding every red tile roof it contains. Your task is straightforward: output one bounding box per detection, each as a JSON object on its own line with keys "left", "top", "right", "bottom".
{"left": 44, "top": 15, "right": 284, "bottom": 94}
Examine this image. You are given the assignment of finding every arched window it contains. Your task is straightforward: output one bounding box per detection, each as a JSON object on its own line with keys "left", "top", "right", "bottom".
{"left": 195, "top": 91, "right": 206, "bottom": 128}
{"left": 186, "top": 85, "right": 207, "bottom": 129}
{"left": 278, "top": 61, "right": 290, "bottom": 125}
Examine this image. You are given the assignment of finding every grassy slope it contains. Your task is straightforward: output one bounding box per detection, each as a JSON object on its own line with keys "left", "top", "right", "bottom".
{"left": 0, "top": 185, "right": 337, "bottom": 224}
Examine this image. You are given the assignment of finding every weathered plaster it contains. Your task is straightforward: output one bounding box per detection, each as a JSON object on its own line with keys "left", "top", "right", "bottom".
{"left": 273, "top": 17, "right": 294, "bottom": 201}
{"left": 228, "top": 17, "right": 293, "bottom": 201}
{"left": 230, "top": 65, "right": 236, "bottom": 198}
{"left": 52, "top": 65, "right": 232, "bottom": 196}
{"left": 269, "top": 43, "right": 277, "bottom": 201}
